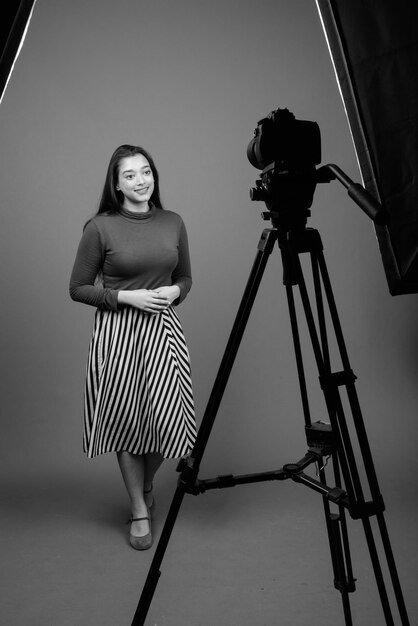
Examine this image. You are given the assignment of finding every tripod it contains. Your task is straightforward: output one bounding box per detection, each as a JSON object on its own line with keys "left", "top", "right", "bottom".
{"left": 132, "top": 173, "right": 409, "bottom": 625}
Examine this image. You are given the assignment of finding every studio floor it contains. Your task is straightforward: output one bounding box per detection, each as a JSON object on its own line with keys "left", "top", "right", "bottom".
{"left": 1, "top": 458, "right": 417, "bottom": 626}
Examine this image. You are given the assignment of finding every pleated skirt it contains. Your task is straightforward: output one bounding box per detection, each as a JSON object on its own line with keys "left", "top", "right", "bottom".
{"left": 83, "top": 305, "right": 197, "bottom": 459}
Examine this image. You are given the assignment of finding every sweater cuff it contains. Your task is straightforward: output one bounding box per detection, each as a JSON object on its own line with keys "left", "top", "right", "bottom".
{"left": 173, "top": 281, "right": 190, "bottom": 306}
{"left": 103, "top": 288, "right": 120, "bottom": 311}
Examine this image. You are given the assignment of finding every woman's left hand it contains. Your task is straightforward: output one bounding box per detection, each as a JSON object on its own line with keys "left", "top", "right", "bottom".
{"left": 155, "top": 285, "right": 180, "bottom": 305}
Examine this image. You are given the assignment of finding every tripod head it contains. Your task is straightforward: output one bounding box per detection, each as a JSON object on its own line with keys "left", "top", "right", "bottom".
{"left": 247, "top": 107, "right": 320, "bottom": 231}
{"left": 250, "top": 164, "right": 317, "bottom": 231}
{"left": 247, "top": 107, "right": 388, "bottom": 230}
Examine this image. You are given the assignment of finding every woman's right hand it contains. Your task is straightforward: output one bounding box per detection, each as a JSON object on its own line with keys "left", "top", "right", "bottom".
{"left": 117, "top": 289, "right": 169, "bottom": 314}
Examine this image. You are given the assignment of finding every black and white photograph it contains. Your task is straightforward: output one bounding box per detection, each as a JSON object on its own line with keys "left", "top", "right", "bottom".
{"left": 1, "top": 1, "right": 417, "bottom": 624}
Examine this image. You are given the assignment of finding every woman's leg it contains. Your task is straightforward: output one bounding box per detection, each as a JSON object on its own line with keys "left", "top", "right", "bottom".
{"left": 117, "top": 451, "right": 149, "bottom": 537}
{"left": 143, "top": 452, "right": 164, "bottom": 506}
{"left": 144, "top": 452, "right": 164, "bottom": 490}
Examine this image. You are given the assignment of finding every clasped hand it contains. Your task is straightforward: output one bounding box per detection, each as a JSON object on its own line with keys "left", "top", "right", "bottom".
{"left": 122, "top": 285, "right": 180, "bottom": 314}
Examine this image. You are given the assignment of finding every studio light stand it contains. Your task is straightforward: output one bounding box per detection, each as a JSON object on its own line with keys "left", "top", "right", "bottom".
{"left": 132, "top": 109, "right": 410, "bottom": 626}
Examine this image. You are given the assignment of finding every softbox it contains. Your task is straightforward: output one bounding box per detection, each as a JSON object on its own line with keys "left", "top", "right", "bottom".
{"left": 316, "top": 0, "right": 418, "bottom": 295}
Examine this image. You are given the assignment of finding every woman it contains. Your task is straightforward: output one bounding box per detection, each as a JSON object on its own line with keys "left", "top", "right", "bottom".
{"left": 69, "top": 145, "right": 197, "bottom": 550}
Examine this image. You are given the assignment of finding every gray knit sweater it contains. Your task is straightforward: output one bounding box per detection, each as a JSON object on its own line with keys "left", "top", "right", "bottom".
{"left": 69, "top": 206, "right": 192, "bottom": 310}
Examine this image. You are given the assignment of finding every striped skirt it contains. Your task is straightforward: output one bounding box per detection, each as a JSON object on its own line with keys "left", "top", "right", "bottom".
{"left": 83, "top": 305, "right": 197, "bottom": 459}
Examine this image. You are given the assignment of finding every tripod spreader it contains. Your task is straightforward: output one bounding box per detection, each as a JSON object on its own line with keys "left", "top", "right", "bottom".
{"left": 176, "top": 449, "right": 385, "bottom": 521}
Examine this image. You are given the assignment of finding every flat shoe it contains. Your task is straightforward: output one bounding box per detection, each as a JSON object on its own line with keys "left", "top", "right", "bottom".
{"left": 127, "top": 514, "right": 152, "bottom": 550}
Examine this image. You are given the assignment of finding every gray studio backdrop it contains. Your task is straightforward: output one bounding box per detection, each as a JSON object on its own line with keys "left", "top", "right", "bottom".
{"left": 1, "top": 0, "right": 417, "bottom": 511}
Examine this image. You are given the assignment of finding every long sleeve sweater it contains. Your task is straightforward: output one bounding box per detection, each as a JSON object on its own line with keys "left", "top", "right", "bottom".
{"left": 69, "top": 206, "right": 192, "bottom": 310}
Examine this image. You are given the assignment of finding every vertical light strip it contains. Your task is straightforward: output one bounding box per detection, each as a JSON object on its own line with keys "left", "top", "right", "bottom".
{"left": 0, "top": 0, "right": 37, "bottom": 105}
{"left": 315, "top": 0, "right": 365, "bottom": 184}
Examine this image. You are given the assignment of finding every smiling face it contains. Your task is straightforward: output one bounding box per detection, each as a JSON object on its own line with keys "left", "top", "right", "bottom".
{"left": 116, "top": 154, "right": 155, "bottom": 212}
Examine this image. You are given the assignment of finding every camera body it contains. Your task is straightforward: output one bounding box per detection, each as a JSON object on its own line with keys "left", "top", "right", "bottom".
{"left": 247, "top": 108, "right": 322, "bottom": 227}
{"left": 247, "top": 107, "right": 321, "bottom": 171}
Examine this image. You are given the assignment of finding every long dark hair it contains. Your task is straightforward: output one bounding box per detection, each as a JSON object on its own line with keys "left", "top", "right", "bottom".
{"left": 96, "top": 144, "right": 164, "bottom": 215}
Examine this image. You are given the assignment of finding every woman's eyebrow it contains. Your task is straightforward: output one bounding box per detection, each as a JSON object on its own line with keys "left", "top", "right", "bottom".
{"left": 121, "top": 166, "right": 150, "bottom": 174}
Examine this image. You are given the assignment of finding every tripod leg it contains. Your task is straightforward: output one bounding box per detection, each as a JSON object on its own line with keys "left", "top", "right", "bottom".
{"left": 320, "top": 462, "right": 355, "bottom": 626}
{"left": 131, "top": 486, "right": 185, "bottom": 626}
{"left": 326, "top": 509, "right": 354, "bottom": 626}
{"left": 316, "top": 249, "right": 410, "bottom": 625}
{"left": 132, "top": 229, "right": 278, "bottom": 625}
{"left": 282, "top": 230, "right": 409, "bottom": 624}
{"left": 285, "top": 283, "right": 312, "bottom": 427}
{"left": 332, "top": 458, "right": 356, "bottom": 591}
{"left": 376, "top": 512, "right": 410, "bottom": 625}
{"left": 312, "top": 255, "right": 399, "bottom": 624}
